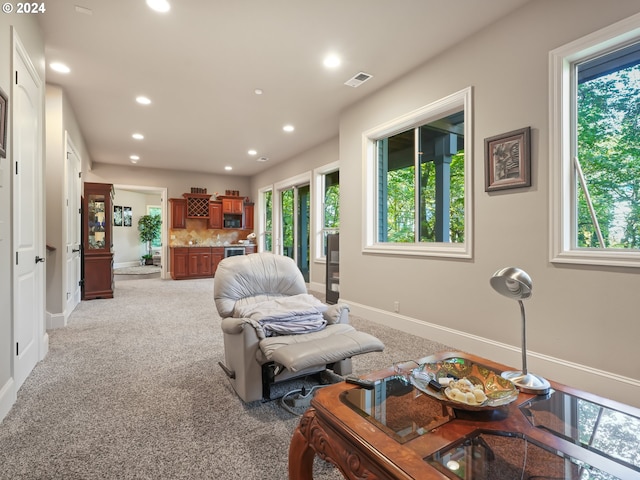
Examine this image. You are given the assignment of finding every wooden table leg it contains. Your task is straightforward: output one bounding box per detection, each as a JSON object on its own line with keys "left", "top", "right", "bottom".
{"left": 289, "top": 408, "right": 320, "bottom": 479}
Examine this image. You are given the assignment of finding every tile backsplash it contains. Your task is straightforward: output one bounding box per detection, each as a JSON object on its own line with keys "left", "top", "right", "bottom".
{"left": 170, "top": 219, "right": 254, "bottom": 246}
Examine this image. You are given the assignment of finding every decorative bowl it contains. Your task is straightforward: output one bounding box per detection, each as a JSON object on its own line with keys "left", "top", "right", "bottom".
{"left": 409, "top": 357, "right": 519, "bottom": 411}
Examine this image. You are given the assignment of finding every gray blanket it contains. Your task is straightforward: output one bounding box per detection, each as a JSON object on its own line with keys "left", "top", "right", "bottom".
{"left": 233, "top": 294, "right": 327, "bottom": 336}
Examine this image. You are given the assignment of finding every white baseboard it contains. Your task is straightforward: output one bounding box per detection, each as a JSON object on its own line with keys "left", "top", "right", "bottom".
{"left": 0, "top": 377, "right": 16, "bottom": 423}
{"left": 46, "top": 311, "right": 66, "bottom": 330}
{"left": 114, "top": 261, "right": 141, "bottom": 269}
{"left": 345, "top": 298, "right": 640, "bottom": 409}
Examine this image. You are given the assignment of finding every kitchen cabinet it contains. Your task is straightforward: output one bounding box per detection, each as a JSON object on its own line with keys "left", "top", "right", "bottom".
{"left": 211, "top": 247, "right": 224, "bottom": 276}
{"left": 184, "top": 193, "right": 211, "bottom": 219}
{"left": 188, "top": 248, "right": 212, "bottom": 276}
{"left": 243, "top": 203, "right": 254, "bottom": 229}
{"left": 208, "top": 201, "right": 222, "bottom": 229}
{"left": 82, "top": 182, "right": 114, "bottom": 300}
{"left": 222, "top": 197, "right": 243, "bottom": 214}
{"left": 171, "top": 246, "right": 253, "bottom": 279}
{"left": 170, "top": 198, "right": 187, "bottom": 229}
{"left": 171, "top": 248, "right": 189, "bottom": 279}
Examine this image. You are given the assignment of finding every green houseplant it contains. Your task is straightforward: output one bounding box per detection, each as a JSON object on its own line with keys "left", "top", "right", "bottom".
{"left": 138, "top": 214, "right": 162, "bottom": 265}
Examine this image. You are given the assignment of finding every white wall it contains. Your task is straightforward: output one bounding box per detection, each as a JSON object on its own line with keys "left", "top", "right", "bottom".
{"left": 45, "top": 85, "right": 92, "bottom": 324}
{"left": 336, "top": 0, "right": 640, "bottom": 405}
{"left": 85, "top": 162, "right": 250, "bottom": 201}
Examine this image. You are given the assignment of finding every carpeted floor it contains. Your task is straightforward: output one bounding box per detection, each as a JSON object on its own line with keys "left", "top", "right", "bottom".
{"left": 0, "top": 276, "right": 452, "bottom": 479}
{"left": 114, "top": 265, "right": 161, "bottom": 275}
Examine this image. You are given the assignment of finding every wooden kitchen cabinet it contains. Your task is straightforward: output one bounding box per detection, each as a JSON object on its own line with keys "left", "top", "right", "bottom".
{"left": 211, "top": 247, "right": 224, "bottom": 276}
{"left": 222, "top": 197, "right": 244, "bottom": 214}
{"left": 208, "top": 201, "right": 222, "bottom": 229}
{"left": 171, "top": 248, "right": 189, "bottom": 279}
{"left": 170, "top": 198, "right": 187, "bottom": 229}
{"left": 243, "top": 203, "right": 254, "bottom": 229}
{"left": 188, "top": 248, "right": 212, "bottom": 276}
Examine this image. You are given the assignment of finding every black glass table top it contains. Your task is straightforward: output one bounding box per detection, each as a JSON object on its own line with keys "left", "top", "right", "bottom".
{"left": 341, "top": 376, "right": 455, "bottom": 444}
{"left": 520, "top": 389, "right": 640, "bottom": 473}
{"left": 341, "top": 376, "right": 640, "bottom": 479}
{"left": 426, "top": 431, "right": 623, "bottom": 480}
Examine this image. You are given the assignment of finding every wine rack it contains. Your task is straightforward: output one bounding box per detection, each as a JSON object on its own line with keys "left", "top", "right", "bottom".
{"left": 183, "top": 193, "right": 211, "bottom": 218}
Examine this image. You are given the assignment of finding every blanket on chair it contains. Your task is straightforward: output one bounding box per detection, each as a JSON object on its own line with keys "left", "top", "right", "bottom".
{"left": 233, "top": 293, "right": 327, "bottom": 336}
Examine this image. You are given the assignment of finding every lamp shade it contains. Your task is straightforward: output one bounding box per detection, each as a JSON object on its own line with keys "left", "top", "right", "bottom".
{"left": 490, "top": 267, "right": 532, "bottom": 300}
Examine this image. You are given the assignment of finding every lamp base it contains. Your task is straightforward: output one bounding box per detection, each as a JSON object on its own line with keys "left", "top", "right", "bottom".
{"left": 501, "top": 370, "right": 550, "bottom": 395}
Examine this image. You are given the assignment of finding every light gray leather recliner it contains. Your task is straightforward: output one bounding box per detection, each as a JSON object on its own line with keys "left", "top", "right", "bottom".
{"left": 214, "top": 252, "right": 385, "bottom": 403}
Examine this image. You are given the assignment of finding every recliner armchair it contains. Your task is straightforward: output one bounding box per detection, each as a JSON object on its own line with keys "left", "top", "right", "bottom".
{"left": 214, "top": 252, "right": 384, "bottom": 402}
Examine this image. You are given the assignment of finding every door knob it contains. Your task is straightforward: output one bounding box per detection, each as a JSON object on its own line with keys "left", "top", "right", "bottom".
{"left": 72, "top": 248, "right": 80, "bottom": 253}
{"left": 35, "top": 256, "right": 45, "bottom": 263}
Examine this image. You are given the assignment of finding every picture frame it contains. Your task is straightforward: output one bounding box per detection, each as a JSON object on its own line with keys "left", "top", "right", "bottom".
{"left": 484, "top": 126, "right": 531, "bottom": 192}
{"left": 113, "top": 205, "right": 123, "bottom": 226}
{"left": 123, "top": 206, "right": 132, "bottom": 227}
{"left": 0, "top": 86, "right": 7, "bottom": 158}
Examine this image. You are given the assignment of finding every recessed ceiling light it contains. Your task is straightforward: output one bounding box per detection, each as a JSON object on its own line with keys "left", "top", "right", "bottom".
{"left": 248, "top": 149, "right": 257, "bottom": 156}
{"left": 132, "top": 133, "right": 144, "bottom": 140}
{"left": 146, "top": 0, "right": 170, "bottom": 13}
{"left": 323, "top": 54, "right": 341, "bottom": 69}
{"left": 136, "top": 96, "right": 151, "bottom": 105}
{"left": 50, "top": 62, "right": 70, "bottom": 74}
{"left": 254, "top": 89, "right": 263, "bottom": 95}
{"left": 283, "top": 125, "right": 295, "bottom": 132}
{"left": 224, "top": 166, "right": 232, "bottom": 171}
{"left": 130, "top": 155, "right": 140, "bottom": 162}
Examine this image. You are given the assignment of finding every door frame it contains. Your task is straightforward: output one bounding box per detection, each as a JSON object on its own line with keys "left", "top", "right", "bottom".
{"left": 113, "top": 184, "right": 168, "bottom": 279}
{"left": 274, "top": 172, "right": 311, "bottom": 280}
{"left": 64, "top": 132, "right": 82, "bottom": 322}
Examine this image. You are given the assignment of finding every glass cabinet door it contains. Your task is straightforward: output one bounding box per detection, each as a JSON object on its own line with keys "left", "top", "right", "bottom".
{"left": 87, "top": 193, "right": 107, "bottom": 250}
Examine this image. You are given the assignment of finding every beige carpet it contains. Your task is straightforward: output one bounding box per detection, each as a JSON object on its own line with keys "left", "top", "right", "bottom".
{"left": 114, "top": 265, "right": 161, "bottom": 275}
{"left": 0, "top": 276, "right": 453, "bottom": 479}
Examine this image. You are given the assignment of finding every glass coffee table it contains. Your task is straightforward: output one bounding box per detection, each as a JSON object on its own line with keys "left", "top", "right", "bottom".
{"left": 289, "top": 352, "right": 640, "bottom": 479}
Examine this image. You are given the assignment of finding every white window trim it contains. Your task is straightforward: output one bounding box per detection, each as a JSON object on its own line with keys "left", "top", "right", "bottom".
{"left": 362, "top": 87, "right": 473, "bottom": 259}
{"left": 258, "top": 185, "right": 273, "bottom": 253}
{"left": 313, "top": 161, "right": 339, "bottom": 263}
{"left": 549, "top": 12, "right": 640, "bottom": 268}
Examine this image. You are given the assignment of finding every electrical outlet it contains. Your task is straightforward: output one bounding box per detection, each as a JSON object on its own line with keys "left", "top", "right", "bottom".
{"left": 394, "top": 301, "right": 400, "bottom": 313}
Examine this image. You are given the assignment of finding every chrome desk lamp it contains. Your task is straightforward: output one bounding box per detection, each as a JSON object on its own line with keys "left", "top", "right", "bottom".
{"left": 490, "top": 267, "right": 550, "bottom": 395}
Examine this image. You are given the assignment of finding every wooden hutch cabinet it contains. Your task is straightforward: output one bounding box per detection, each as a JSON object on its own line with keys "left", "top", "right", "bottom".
{"left": 82, "top": 182, "right": 114, "bottom": 300}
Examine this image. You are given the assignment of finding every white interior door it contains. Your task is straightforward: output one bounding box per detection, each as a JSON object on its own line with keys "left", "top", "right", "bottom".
{"left": 65, "top": 135, "right": 81, "bottom": 317}
{"left": 12, "top": 31, "right": 44, "bottom": 389}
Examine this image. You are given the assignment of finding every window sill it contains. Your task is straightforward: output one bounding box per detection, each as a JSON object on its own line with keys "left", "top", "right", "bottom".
{"left": 363, "top": 243, "right": 472, "bottom": 259}
{"left": 551, "top": 249, "right": 640, "bottom": 268}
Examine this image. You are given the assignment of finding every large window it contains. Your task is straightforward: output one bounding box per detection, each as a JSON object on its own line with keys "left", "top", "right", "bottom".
{"left": 550, "top": 13, "right": 640, "bottom": 267}
{"left": 363, "top": 87, "right": 473, "bottom": 258}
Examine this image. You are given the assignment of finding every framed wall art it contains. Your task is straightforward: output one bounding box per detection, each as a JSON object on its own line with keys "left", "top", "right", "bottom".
{"left": 113, "top": 205, "right": 123, "bottom": 226}
{"left": 0, "top": 86, "right": 7, "bottom": 158}
{"left": 123, "top": 206, "right": 132, "bottom": 227}
{"left": 485, "top": 126, "right": 531, "bottom": 192}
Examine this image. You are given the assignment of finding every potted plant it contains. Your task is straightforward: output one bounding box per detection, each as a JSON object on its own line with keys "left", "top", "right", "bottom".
{"left": 138, "top": 214, "right": 162, "bottom": 265}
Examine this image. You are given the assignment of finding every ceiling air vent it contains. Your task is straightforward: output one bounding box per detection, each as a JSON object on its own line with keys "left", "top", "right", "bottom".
{"left": 344, "top": 72, "right": 373, "bottom": 88}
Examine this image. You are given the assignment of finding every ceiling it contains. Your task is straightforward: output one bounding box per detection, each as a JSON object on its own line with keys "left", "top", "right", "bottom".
{"left": 38, "top": 0, "right": 530, "bottom": 176}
